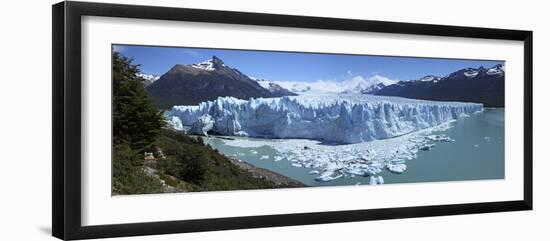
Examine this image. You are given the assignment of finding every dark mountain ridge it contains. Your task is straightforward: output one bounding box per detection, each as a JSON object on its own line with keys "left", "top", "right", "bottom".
{"left": 375, "top": 64, "right": 504, "bottom": 107}
{"left": 146, "top": 56, "right": 295, "bottom": 109}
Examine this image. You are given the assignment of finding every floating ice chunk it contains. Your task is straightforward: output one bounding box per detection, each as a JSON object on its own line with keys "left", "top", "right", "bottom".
{"left": 308, "top": 170, "right": 320, "bottom": 175}
{"left": 426, "top": 135, "right": 454, "bottom": 142}
{"left": 347, "top": 168, "right": 366, "bottom": 176}
{"left": 474, "top": 144, "right": 479, "bottom": 148}
{"left": 259, "top": 155, "right": 269, "bottom": 160}
{"left": 235, "top": 131, "right": 249, "bottom": 136}
{"left": 291, "top": 162, "right": 302, "bottom": 168}
{"left": 250, "top": 150, "right": 258, "bottom": 154}
{"left": 315, "top": 171, "right": 343, "bottom": 182}
{"left": 483, "top": 136, "right": 491, "bottom": 141}
{"left": 369, "top": 176, "right": 384, "bottom": 185}
{"left": 419, "top": 144, "right": 435, "bottom": 151}
{"left": 364, "top": 166, "right": 383, "bottom": 176}
{"left": 213, "top": 112, "right": 473, "bottom": 184}
{"left": 386, "top": 163, "right": 407, "bottom": 174}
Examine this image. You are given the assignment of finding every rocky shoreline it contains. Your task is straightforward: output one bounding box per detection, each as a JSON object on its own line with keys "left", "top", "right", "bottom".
{"left": 139, "top": 153, "right": 307, "bottom": 194}
{"left": 228, "top": 158, "right": 307, "bottom": 188}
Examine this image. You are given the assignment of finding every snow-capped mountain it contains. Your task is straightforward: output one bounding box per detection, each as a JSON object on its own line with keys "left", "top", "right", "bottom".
{"left": 446, "top": 64, "right": 505, "bottom": 79}
{"left": 341, "top": 75, "right": 399, "bottom": 94}
{"left": 375, "top": 64, "right": 505, "bottom": 107}
{"left": 486, "top": 64, "right": 505, "bottom": 75}
{"left": 137, "top": 73, "right": 160, "bottom": 86}
{"left": 146, "top": 56, "right": 292, "bottom": 108}
{"left": 190, "top": 57, "right": 227, "bottom": 71}
{"left": 251, "top": 78, "right": 297, "bottom": 97}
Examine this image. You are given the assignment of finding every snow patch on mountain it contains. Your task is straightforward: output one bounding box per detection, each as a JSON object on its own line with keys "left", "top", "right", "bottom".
{"left": 486, "top": 64, "right": 504, "bottom": 76}
{"left": 460, "top": 65, "right": 504, "bottom": 78}
{"left": 190, "top": 56, "right": 227, "bottom": 71}
{"left": 252, "top": 78, "right": 281, "bottom": 90}
{"left": 191, "top": 60, "right": 216, "bottom": 71}
{"left": 137, "top": 73, "right": 160, "bottom": 86}
{"left": 166, "top": 94, "right": 483, "bottom": 144}
{"left": 464, "top": 70, "right": 479, "bottom": 78}
{"left": 418, "top": 75, "right": 442, "bottom": 83}
{"left": 251, "top": 78, "right": 271, "bottom": 89}
{"left": 249, "top": 77, "right": 297, "bottom": 96}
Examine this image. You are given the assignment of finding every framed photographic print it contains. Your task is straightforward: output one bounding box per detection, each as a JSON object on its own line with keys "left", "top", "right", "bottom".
{"left": 52, "top": 1, "right": 533, "bottom": 240}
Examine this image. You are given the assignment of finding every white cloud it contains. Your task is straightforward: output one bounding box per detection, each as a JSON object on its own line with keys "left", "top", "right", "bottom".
{"left": 274, "top": 74, "right": 399, "bottom": 94}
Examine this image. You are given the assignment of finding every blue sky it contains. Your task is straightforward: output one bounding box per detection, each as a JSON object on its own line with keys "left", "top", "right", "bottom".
{"left": 113, "top": 44, "right": 503, "bottom": 82}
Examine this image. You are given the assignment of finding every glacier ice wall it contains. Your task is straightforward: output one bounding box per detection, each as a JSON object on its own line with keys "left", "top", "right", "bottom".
{"left": 166, "top": 94, "right": 483, "bottom": 144}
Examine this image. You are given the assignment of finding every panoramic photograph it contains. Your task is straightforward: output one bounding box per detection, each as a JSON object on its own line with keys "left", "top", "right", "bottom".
{"left": 111, "top": 44, "right": 505, "bottom": 195}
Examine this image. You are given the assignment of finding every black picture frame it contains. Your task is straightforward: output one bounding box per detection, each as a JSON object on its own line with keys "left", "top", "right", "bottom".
{"left": 52, "top": 1, "right": 533, "bottom": 240}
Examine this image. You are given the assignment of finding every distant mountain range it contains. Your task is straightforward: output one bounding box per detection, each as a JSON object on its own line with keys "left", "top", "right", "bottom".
{"left": 144, "top": 56, "right": 504, "bottom": 108}
{"left": 374, "top": 64, "right": 504, "bottom": 107}
{"left": 146, "top": 56, "right": 296, "bottom": 109}
{"left": 137, "top": 73, "right": 160, "bottom": 87}
{"left": 273, "top": 75, "right": 398, "bottom": 95}
{"left": 340, "top": 75, "right": 399, "bottom": 94}
{"left": 251, "top": 78, "right": 297, "bottom": 97}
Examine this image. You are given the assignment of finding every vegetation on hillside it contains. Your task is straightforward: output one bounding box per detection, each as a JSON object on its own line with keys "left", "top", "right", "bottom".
{"left": 156, "top": 129, "right": 287, "bottom": 191}
{"left": 112, "top": 51, "right": 301, "bottom": 195}
{"left": 112, "top": 51, "right": 165, "bottom": 194}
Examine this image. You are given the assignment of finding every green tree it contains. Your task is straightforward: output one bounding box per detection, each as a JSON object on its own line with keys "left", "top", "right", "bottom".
{"left": 180, "top": 148, "right": 207, "bottom": 185}
{"left": 111, "top": 51, "right": 165, "bottom": 195}
{"left": 112, "top": 51, "right": 164, "bottom": 153}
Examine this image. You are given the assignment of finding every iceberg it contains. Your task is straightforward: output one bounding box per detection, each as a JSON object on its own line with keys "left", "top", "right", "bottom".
{"left": 315, "top": 171, "right": 343, "bottom": 182}
{"left": 370, "top": 176, "right": 384, "bottom": 185}
{"left": 166, "top": 94, "right": 483, "bottom": 144}
{"left": 308, "top": 170, "right": 320, "bottom": 175}
{"left": 386, "top": 163, "right": 407, "bottom": 174}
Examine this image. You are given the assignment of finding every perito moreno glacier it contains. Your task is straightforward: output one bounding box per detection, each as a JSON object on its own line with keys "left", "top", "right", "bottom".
{"left": 166, "top": 94, "right": 483, "bottom": 144}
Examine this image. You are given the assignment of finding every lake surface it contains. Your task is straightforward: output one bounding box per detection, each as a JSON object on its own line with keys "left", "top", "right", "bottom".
{"left": 203, "top": 108, "right": 504, "bottom": 186}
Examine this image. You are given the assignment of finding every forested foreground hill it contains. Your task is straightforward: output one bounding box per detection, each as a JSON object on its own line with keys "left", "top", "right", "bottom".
{"left": 111, "top": 52, "right": 304, "bottom": 195}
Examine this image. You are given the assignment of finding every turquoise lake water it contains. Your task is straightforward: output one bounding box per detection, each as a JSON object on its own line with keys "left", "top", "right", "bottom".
{"left": 203, "top": 108, "right": 504, "bottom": 186}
